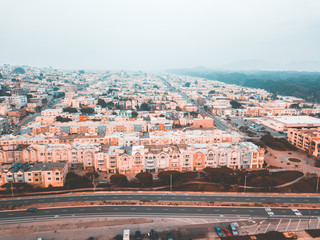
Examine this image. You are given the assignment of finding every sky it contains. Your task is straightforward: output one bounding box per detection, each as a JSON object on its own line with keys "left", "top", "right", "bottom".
{"left": 1, "top": 0, "right": 320, "bottom": 71}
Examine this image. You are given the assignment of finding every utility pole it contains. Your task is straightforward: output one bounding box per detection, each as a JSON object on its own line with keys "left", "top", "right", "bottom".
{"left": 244, "top": 175, "right": 247, "bottom": 193}
{"left": 11, "top": 181, "right": 14, "bottom": 198}
{"left": 316, "top": 175, "right": 319, "bottom": 193}
{"left": 170, "top": 174, "right": 172, "bottom": 192}
{"left": 92, "top": 174, "right": 96, "bottom": 192}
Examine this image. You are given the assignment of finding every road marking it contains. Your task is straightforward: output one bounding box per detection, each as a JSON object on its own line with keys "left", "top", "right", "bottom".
{"left": 79, "top": 209, "right": 84, "bottom": 211}
{"left": 180, "top": 209, "right": 185, "bottom": 211}
{"left": 197, "top": 209, "right": 203, "bottom": 211}
{"left": 296, "top": 219, "right": 301, "bottom": 231}
{"left": 249, "top": 210, "right": 254, "bottom": 212}
{"left": 113, "top": 208, "right": 119, "bottom": 210}
{"left": 186, "top": 218, "right": 195, "bottom": 224}
{"left": 163, "top": 208, "right": 168, "bottom": 211}
{"left": 201, "top": 219, "right": 208, "bottom": 223}
{"left": 62, "top": 210, "right": 67, "bottom": 212}
{"left": 285, "top": 219, "right": 292, "bottom": 231}
{"left": 264, "top": 222, "right": 271, "bottom": 233}
{"left": 130, "top": 208, "right": 136, "bottom": 210}
{"left": 317, "top": 219, "right": 320, "bottom": 229}
{"left": 146, "top": 208, "right": 152, "bottom": 211}
{"left": 275, "top": 219, "right": 282, "bottom": 231}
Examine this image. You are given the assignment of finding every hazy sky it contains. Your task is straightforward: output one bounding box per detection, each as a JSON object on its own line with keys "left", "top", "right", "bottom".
{"left": 1, "top": 0, "right": 320, "bottom": 71}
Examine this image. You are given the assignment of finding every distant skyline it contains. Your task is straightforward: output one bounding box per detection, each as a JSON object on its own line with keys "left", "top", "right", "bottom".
{"left": 1, "top": 0, "right": 320, "bottom": 71}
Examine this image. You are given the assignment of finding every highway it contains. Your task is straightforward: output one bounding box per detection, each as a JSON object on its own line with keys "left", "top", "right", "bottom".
{"left": 1, "top": 193, "right": 320, "bottom": 206}
{"left": 1, "top": 206, "right": 320, "bottom": 225}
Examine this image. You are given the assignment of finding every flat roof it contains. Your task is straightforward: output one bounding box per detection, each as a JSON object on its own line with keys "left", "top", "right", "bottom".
{"left": 270, "top": 116, "right": 320, "bottom": 126}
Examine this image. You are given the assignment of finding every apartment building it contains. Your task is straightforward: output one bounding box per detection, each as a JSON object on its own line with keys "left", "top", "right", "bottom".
{"left": 6, "top": 95, "right": 27, "bottom": 108}
{"left": 1, "top": 162, "right": 68, "bottom": 188}
{"left": 288, "top": 128, "right": 320, "bottom": 156}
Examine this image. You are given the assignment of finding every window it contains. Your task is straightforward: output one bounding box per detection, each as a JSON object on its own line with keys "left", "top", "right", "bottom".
{"left": 56, "top": 178, "right": 60, "bottom": 181}
{"left": 48, "top": 178, "right": 51, "bottom": 180}
{"left": 34, "top": 173, "right": 38, "bottom": 177}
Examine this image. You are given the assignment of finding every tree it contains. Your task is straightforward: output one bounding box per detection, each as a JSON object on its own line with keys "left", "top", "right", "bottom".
{"left": 131, "top": 111, "right": 138, "bottom": 118}
{"left": 158, "top": 170, "right": 182, "bottom": 184}
{"left": 65, "top": 172, "right": 92, "bottom": 189}
{"left": 290, "top": 103, "right": 300, "bottom": 109}
{"left": 230, "top": 100, "right": 242, "bottom": 109}
{"left": 79, "top": 70, "right": 85, "bottom": 74}
{"left": 80, "top": 107, "right": 94, "bottom": 114}
{"left": 106, "top": 101, "right": 115, "bottom": 109}
{"left": 63, "top": 107, "right": 78, "bottom": 113}
{"left": 140, "top": 103, "right": 150, "bottom": 111}
{"left": 97, "top": 98, "right": 108, "bottom": 108}
{"left": 209, "top": 90, "right": 215, "bottom": 94}
{"left": 136, "top": 172, "right": 153, "bottom": 186}
{"left": 0, "top": 72, "right": 2, "bottom": 78}
{"left": 190, "top": 111, "right": 198, "bottom": 118}
{"left": 184, "top": 82, "right": 191, "bottom": 87}
{"left": 110, "top": 174, "right": 128, "bottom": 187}
{"left": 56, "top": 116, "right": 72, "bottom": 122}
{"left": 12, "top": 67, "right": 25, "bottom": 74}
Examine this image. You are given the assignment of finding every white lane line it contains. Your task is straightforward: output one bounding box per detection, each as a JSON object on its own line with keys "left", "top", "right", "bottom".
{"left": 285, "top": 219, "right": 292, "bottom": 232}
{"left": 201, "top": 219, "right": 208, "bottom": 223}
{"left": 296, "top": 219, "right": 301, "bottom": 231}
{"left": 275, "top": 219, "right": 282, "bottom": 231}
{"left": 186, "top": 218, "right": 195, "bottom": 224}
{"left": 264, "top": 222, "right": 271, "bottom": 233}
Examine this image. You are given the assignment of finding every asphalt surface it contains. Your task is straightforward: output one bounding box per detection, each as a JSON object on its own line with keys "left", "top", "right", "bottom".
{"left": 162, "top": 77, "right": 231, "bottom": 131}
{"left": 1, "top": 206, "right": 320, "bottom": 225}
{"left": 1, "top": 193, "right": 320, "bottom": 207}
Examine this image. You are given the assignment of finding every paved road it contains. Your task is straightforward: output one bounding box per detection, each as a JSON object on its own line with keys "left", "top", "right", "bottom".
{"left": 1, "top": 193, "right": 320, "bottom": 207}
{"left": 1, "top": 206, "right": 319, "bottom": 225}
{"left": 162, "top": 77, "right": 231, "bottom": 131}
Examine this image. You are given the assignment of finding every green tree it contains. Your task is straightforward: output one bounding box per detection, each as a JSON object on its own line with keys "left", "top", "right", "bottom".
{"left": 190, "top": 111, "right": 198, "bottom": 118}
{"left": 110, "top": 174, "right": 128, "bottom": 187}
{"left": 140, "top": 103, "right": 150, "bottom": 111}
{"left": 106, "top": 101, "right": 115, "bottom": 109}
{"left": 12, "top": 67, "right": 25, "bottom": 74}
{"left": 158, "top": 170, "right": 182, "bottom": 184}
{"left": 131, "top": 111, "right": 138, "bottom": 118}
{"left": 230, "top": 100, "right": 242, "bottom": 109}
{"left": 56, "top": 116, "right": 72, "bottom": 122}
{"left": 184, "top": 82, "right": 191, "bottom": 87}
{"left": 97, "top": 98, "right": 108, "bottom": 108}
{"left": 80, "top": 107, "right": 94, "bottom": 114}
{"left": 136, "top": 172, "right": 153, "bottom": 186}
{"left": 63, "top": 107, "right": 78, "bottom": 113}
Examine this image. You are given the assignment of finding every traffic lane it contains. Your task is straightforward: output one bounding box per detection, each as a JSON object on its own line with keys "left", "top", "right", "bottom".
{"left": 1, "top": 206, "right": 320, "bottom": 222}
{"left": 0, "top": 206, "right": 269, "bottom": 220}
{"left": 0, "top": 194, "right": 320, "bottom": 206}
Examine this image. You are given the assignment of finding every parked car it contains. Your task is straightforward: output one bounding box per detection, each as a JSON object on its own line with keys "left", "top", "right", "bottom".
{"left": 166, "top": 231, "right": 173, "bottom": 240}
{"left": 148, "top": 229, "right": 156, "bottom": 240}
{"left": 26, "top": 208, "right": 38, "bottom": 213}
{"left": 134, "top": 231, "right": 142, "bottom": 240}
{"left": 222, "top": 227, "right": 232, "bottom": 237}
{"left": 229, "top": 224, "right": 238, "bottom": 236}
{"left": 215, "top": 227, "right": 223, "bottom": 236}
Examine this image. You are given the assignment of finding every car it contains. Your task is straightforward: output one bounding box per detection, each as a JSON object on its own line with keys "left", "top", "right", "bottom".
{"left": 229, "top": 224, "right": 238, "bottom": 236}
{"left": 26, "top": 208, "right": 38, "bottom": 212}
{"left": 148, "top": 229, "right": 156, "bottom": 240}
{"left": 166, "top": 231, "right": 173, "bottom": 240}
{"left": 215, "top": 227, "right": 223, "bottom": 236}
{"left": 135, "top": 231, "right": 142, "bottom": 240}
{"left": 222, "top": 227, "right": 232, "bottom": 237}
{"left": 114, "top": 234, "right": 122, "bottom": 240}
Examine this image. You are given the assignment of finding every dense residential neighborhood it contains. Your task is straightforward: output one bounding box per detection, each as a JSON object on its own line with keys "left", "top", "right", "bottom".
{"left": 0, "top": 65, "right": 320, "bottom": 190}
